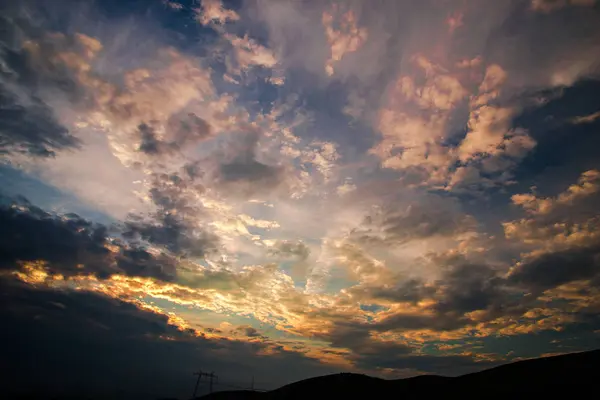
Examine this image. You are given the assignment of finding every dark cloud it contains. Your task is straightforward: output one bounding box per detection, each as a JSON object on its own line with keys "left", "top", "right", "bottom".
{"left": 374, "top": 311, "right": 469, "bottom": 333}
{"left": 138, "top": 114, "right": 213, "bottom": 156}
{"left": 137, "top": 122, "right": 173, "bottom": 155}
{"left": 219, "top": 158, "right": 285, "bottom": 193}
{"left": 184, "top": 160, "right": 204, "bottom": 179}
{"left": 0, "top": 68, "right": 78, "bottom": 157}
{"left": 234, "top": 325, "right": 264, "bottom": 338}
{"left": 0, "top": 279, "right": 195, "bottom": 400}
{"left": 381, "top": 206, "right": 472, "bottom": 242}
{"left": 0, "top": 12, "right": 87, "bottom": 157}
{"left": 351, "top": 195, "right": 475, "bottom": 246}
{"left": 434, "top": 263, "right": 504, "bottom": 314}
{"left": 0, "top": 277, "right": 338, "bottom": 399}
{"left": 357, "top": 351, "right": 497, "bottom": 376}
{"left": 0, "top": 14, "right": 85, "bottom": 98}
{"left": 324, "top": 320, "right": 495, "bottom": 375}
{"left": 123, "top": 172, "right": 219, "bottom": 258}
{"left": 351, "top": 278, "right": 435, "bottom": 304}
{"left": 0, "top": 197, "right": 176, "bottom": 281}
{"left": 167, "top": 112, "right": 212, "bottom": 145}
{"left": 511, "top": 83, "right": 600, "bottom": 213}
{"left": 346, "top": 254, "right": 513, "bottom": 332}
{"left": 484, "top": 2, "right": 600, "bottom": 88}
{"left": 267, "top": 240, "right": 310, "bottom": 260}
{"left": 207, "top": 128, "right": 289, "bottom": 198}
{"left": 324, "top": 322, "right": 409, "bottom": 357}
{"left": 0, "top": 199, "right": 109, "bottom": 272}
{"left": 356, "top": 240, "right": 600, "bottom": 336}
{"left": 508, "top": 241, "right": 600, "bottom": 293}
{"left": 124, "top": 214, "right": 217, "bottom": 258}
{"left": 503, "top": 174, "right": 600, "bottom": 295}
{"left": 115, "top": 247, "right": 177, "bottom": 281}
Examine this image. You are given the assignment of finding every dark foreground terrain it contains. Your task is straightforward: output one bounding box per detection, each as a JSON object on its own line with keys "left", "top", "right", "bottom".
{"left": 199, "top": 349, "right": 600, "bottom": 400}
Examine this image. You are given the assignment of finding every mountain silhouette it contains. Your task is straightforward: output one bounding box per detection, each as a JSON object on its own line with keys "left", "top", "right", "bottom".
{"left": 199, "top": 349, "right": 600, "bottom": 399}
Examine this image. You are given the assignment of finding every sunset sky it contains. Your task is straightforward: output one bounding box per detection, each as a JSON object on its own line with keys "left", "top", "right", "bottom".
{"left": 2, "top": 0, "right": 600, "bottom": 398}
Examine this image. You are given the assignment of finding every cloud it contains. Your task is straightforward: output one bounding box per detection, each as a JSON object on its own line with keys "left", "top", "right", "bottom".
{"left": 1, "top": 15, "right": 225, "bottom": 216}
{"left": 163, "top": 1, "right": 184, "bottom": 11}
{"left": 354, "top": 348, "right": 496, "bottom": 376}
{"left": 508, "top": 241, "right": 600, "bottom": 293}
{"left": 169, "top": 112, "right": 213, "bottom": 144}
{"left": 8, "top": 250, "right": 320, "bottom": 344}
{"left": 491, "top": 3, "right": 600, "bottom": 88}
{"left": 0, "top": 277, "right": 339, "bottom": 399}
{"left": 198, "top": 121, "right": 323, "bottom": 200}
{"left": 3, "top": 0, "right": 600, "bottom": 389}
{"left": 6, "top": 27, "right": 216, "bottom": 168}
{"left": 123, "top": 172, "right": 219, "bottom": 258}
{"left": 446, "top": 11, "right": 464, "bottom": 34}
{"left": 4, "top": 191, "right": 595, "bottom": 383}
{"left": 0, "top": 197, "right": 325, "bottom": 351}
{"left": 219, "top": 158, "right": 284, "bottom": 190}
{"left": 348, "top": 278, "right": 434, "bottom": 305}
{"left": 371, "top": 57, "right": 536, "bottom": 192}
{"left": 224, "top": 33, "right": 279, "bottom": 74}
{"left": 234, "top": 324, "right": 264, "bottom": 338}
{"left": 0, "top": 198, "right": 176, "bottom": 281}
{"left": 350, "top": 194, "right": 476, "bottom": 246}
{"left": 0, "top": 17, "right": 82, "bottom": 157}
{"left": 211, "top": 148, "right": 289, "bottom": 200}
{"left": 571, "top": 110, "right": 600, "bottom": 124}
{"left": 0, "top": 195, "right": 479, "bottom": 359}
{"left": 89, "top": 49, "right": 215, "bottom": 167}
{"left": 0, "top": 85, "right": 78, "bottom": 157}
{"left": 337, "top": 181, "right": 357, "bottom": 196}
{"left": 433, "top": 262, "right": 504, "bottom": 315}
{"left": 330, "top": 241, "right": 395, "bottom": 285}
{"left": 194, "top": 1, "right": 282, "bottom": 82}
{"left": 511, "top": 170, "right": 600, "bottom": 215}
{"left": 370, "top": 55, "right": 463, "bottom": 181}
{"left": 136, "top": 113, "right": 213, "bottom": 157}
{"left": 395, "top": 55, "right": 469, "bottom": 111}
{"left": 322, "top": 317, "right": 500, "bottom": 375}
{"left": 448, "top": 63, "right": 536, "bottom": 191}
{"left": 530, "top": 0, "right": 597, "bottom": 13}
{"left": 457, "top": 107, "right": 515, "bottom": 162}
{"left": 267, "top": 240, "right": 310, "bottom": 260}
{"left": 504, "top": 170, "right": 600, "bottom": 293}
{"left": 196, "top": 0, "right": 240, "bottom": 26}
{"left": 322, "top": 5, "right": 368, "bottom": 76}
{"left": 137, "top": 123, "right": 175, "bottom": 156}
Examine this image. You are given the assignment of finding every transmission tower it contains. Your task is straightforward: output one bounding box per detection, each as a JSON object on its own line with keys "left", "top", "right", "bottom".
{"left": 192, "top": 370, "right": 218, "bottom": 398}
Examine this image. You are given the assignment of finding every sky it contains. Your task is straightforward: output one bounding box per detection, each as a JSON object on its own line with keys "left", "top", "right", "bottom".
{"left": 1, "top": 0, "right": 600, "bottom": 398}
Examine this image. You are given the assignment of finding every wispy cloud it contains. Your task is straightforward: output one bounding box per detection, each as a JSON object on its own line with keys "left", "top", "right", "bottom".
{"left": 572, "top": 110, "right": 600, "bottom": 124}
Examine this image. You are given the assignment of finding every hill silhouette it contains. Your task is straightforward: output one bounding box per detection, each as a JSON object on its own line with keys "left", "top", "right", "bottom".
{"left": 199, "top": 349, "right": 600, "bottom": 399}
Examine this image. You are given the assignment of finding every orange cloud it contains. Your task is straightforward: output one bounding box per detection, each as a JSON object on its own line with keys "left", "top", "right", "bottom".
{"left": 446, "top": 11, "right": 464, "bottom": 34}
{"left": 196, "top": 0, "right": 240, "bottom": 25}
{"left": 571, "top": 110, "right": 600, "bottom": 124}
{"left": 511, "top": 170, "right": 600, "bottom": 215}
{"left": 322, "top": 5, "right": 368, "bottom": 76}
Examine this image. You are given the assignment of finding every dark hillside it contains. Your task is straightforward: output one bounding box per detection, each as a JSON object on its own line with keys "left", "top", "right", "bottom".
{"left": 200, "top": 349, "right": 600, "bottom": 400}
